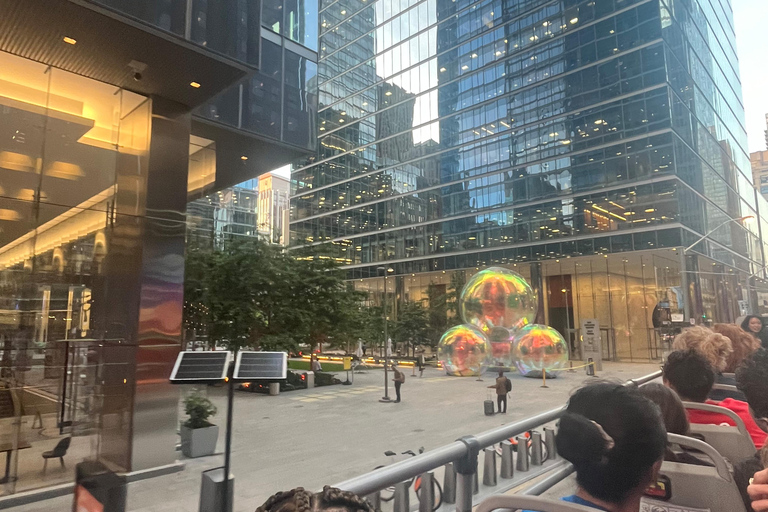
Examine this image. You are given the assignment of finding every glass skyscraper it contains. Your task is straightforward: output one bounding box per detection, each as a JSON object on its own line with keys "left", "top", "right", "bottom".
{"left": 292, "top": 0, "right": 768, "bottom": 361}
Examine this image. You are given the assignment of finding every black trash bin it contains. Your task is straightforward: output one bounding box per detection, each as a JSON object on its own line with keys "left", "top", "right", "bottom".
{"left": 74, "top": 460, "right": 127, "bottom": 512}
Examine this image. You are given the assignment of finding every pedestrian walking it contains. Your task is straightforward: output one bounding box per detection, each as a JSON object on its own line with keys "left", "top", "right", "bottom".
{"left": 488, "top": 370, "right": 511, "bottom": 413}
{"left": 392, "top": 363, "right": 405, "bottom": 403}
{"left": 417, "top": 352, "right": 425, "bottom": 377}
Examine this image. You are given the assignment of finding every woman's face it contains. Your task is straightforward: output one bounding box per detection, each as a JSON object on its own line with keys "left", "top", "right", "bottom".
{"left": 749, "top": 317, "right": 763, "bottom": 333}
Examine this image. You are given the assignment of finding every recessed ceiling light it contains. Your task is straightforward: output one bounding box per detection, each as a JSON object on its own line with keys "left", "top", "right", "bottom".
{"left": 63, "top": 37, "right": 77, "bottom": 45}
{"left": 241, "top": 156, "right": 248, "bottom": 161}
{"left": 190, "top": 82, "right": 201, "bottom": 88}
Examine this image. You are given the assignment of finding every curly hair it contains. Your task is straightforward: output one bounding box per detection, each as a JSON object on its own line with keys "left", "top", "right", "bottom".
{"left": 736, "top": 348, "right": 768, "bottom": 419}
{"left": 256, "top": 487, "right": 376, "bottom": 512}
{"left": 712, "top": 323, "right": 761, "bottom": 373}
{"left": 672, "top": 326, "right": 733, "bottom": 373}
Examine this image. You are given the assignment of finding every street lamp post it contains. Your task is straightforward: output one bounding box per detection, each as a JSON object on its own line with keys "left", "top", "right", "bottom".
{"left": 681, "top": 215, "right": 754, "bottom": 320}
{"left": 378, "top": 266, "right": 393, "bottom": 402}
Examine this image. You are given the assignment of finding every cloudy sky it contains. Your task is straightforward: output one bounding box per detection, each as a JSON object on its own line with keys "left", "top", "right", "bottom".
{"left": 734, "top": 0, "right": 767, "bottom": 153}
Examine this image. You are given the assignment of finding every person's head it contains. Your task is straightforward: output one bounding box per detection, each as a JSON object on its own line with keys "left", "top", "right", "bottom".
{"left": 662, "top": 349, "right": 716, "bottom": 402}
{"left": 741, "top": 315, "right": 765, "bottom": 335}
{"left": 712, "top": 323, "right": 761, "bottom": 373}
{"left": 257, "top": 487, "right": 374, "bottom": 512}
{"left": 498, "top": 370, "right": 504, "bottom": 377}
{"left": 556, "top": 383, "right": 666, "bottom": 506}
{"left": 638, "top": 382, "right": 690, "bottom": 435}
{"left": 391, "top": 363, "right": 397, "bottom": 369}
{"left": 671, "top": 325, "right": 732, "bottom": 373}
{"left": 736, "top": 348, "right": 768, "bottom": 433}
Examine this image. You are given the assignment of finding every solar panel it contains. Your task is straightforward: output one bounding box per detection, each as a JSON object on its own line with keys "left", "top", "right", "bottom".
{"left": 170, "top": 351, "right": 231, "bottom": 383}
{"left": 233, "top": 352, "right": 287, "bottom": 381}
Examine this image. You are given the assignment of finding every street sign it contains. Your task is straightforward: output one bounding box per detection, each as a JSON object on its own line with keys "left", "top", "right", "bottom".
{"left": 581, "top": 319, "right": 602, "bottom": 371}
{"left": 170, "top": 351, "right": 230, "bottom": 383}
{"left": 233, "top": 352, "right": 287, "bottom": 381}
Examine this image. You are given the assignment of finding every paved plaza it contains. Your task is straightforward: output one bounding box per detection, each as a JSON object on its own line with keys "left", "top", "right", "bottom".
{"left": 18, "top": 361, "right": 658, "bottom": 512}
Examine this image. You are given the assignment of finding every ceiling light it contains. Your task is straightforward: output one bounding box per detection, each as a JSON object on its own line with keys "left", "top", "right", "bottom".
{"left": 240, "top": 156, "right": 248, "bottom": 161}
{"left": 190, "top": 82, "right": 201, "bottom": 88}
{"left": 63, "top": 36, "right": 77, "bottom": 45}
{"left": 570, "top": 17, "right": 578, "bottom": 24}
{"left": 385, "top": 91, "right": 392, "bottom": 96}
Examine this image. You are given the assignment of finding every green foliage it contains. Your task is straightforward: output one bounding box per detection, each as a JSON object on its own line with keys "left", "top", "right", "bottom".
{"left": 445, "top": 271, "right": 467, "bottom": 328}
{"left": 183, "top": 390, "right": 217, "bottom": 429}
{"left": 393, "top": 301, "right": 429, "bottom": 354}
{"left": 183, "top": 238, "right": 367, "bottom": 352}
{"left": 425, "top": 282, "right": 447, "bottom": 345}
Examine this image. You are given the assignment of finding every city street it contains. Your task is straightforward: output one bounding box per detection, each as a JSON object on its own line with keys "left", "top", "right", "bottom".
{"left": 21, "top": 361, "right": 658, "bottom": 512}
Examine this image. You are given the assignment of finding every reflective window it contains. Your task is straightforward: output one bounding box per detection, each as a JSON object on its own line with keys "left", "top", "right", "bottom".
{"left": 286, "top": 0, "right": 319, "bottom": 51}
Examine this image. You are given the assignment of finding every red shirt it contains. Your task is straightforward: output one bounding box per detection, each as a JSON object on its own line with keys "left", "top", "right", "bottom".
{"left": 686, "top": 398, "right": 766, "bottom": 449}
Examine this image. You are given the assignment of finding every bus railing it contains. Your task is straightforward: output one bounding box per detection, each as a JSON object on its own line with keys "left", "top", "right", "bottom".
{"left": 332, "top": 370, "right": 662, "bottom": 512}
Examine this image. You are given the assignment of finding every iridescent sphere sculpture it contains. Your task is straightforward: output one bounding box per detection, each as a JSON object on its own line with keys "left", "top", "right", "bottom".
{"left": 437, "top": 325, "right": 491, "bottom": 376}
{"left": 460, "top": 267, "right": 537, "bottom": 334}
{"left": 511, "top": 324, "right": 569, "bottom": 378}
{"left": 486, "top": 326, "right": 516, "bottom": 370}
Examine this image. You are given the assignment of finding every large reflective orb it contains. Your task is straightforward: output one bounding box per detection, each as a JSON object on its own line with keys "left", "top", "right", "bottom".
{"left": 511, "top": 324, "right": 569, "bottom": 378}
{"left": 438, "top": 325, "right": 491, "bottom": 376}
{"left": 486, "top": 326, "right": 516, "bottom": 370}
{"left": 460, "top": 267, "right": 537, "bottom": 333}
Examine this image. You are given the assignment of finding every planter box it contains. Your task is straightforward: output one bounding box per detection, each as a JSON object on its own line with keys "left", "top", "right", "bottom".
{"left": 180, "top": 424, "right": 219, "bottom": 458}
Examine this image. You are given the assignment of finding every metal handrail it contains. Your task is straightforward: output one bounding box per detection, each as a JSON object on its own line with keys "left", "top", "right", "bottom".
{"left": 333, "top": 370, "right": 663, "bottom": 497}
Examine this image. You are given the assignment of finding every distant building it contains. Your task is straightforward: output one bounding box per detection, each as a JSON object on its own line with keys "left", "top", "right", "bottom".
{"left": 258, "top": 173, "right": 291, "bottom": 245}
{"left": 187, "top": 179, "right": 260, "bottom": 249}
{"left": 752, "top": 150, "right": 768, "bottom": 200}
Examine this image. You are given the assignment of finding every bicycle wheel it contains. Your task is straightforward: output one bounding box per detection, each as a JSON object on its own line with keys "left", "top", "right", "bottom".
{"left": 373, "top": 465, "right": 396, "bottom": 501}
{"left": 414, "top": 477, "right": 443, "bottom": 511}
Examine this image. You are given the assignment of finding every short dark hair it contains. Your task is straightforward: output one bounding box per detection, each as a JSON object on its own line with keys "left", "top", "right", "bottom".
{"left": 736, "top": 348, "right": 768, "bottom": 418}
{"left": 556, "top": 383, "right": 666, "bottom": 504}
{"left": 638, "top": 382, "right": 690, "bottom": 435}
{"left": 662, "top": 349, "right": 715, "bottom": 402}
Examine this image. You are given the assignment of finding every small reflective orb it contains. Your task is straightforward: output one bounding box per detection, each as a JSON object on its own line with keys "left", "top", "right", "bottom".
{"left": 438, "top": 324, "right": 491, "bottom": 376}
{"left": 460, "top": 267, "right": 537, "bottom": 334}
{"left": 511, "top": 324, "right": 569, "bottom": 378}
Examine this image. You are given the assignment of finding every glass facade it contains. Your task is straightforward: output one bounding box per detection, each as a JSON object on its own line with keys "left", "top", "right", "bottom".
{"left": 292, "top": 0, "right": 768, "bottom": 358}
{"left": 0, "top": 50, "right": 150, "bottom": 493}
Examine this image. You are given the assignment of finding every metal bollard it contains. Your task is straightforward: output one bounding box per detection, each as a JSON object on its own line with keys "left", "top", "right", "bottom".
{"left": 393, "top": 481, "right": 409, "bottom": 512}
{"left": 418, "top": 472, "right": 435, "bottom": 512}
{"left": 482, "top": 447, "right": 497, "bottom": 487}
{"left": 456, "top": 473, "right": 474, "bottom": 511}
{"left": 442, "top": 462, "right": 456, "bottom": 504}
{"left": 530, "top": 431, "right": 543, "bottom": 466}
{"left": 544, "top": 427, "right": 557, "bottom": 460}
{"left": 500, "top": 440, "right": 514, "bottom": 479}
{"left": 366, "top": 491, "right": 381, "bottom": 511}
{"left": 516, "top": 435, "right": 530, "bottom": 472}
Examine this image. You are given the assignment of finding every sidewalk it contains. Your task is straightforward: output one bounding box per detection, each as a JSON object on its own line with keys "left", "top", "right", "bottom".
{"left": 18, "top": 361, "right": 659, "bottom": 512}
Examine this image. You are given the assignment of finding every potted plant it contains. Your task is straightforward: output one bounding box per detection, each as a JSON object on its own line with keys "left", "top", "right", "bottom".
{"left": 180, "top": 389, "right": 218, "bottom": 458}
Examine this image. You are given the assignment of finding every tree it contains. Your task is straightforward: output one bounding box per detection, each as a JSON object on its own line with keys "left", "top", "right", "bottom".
{"left": 445, "top": 271, "right": 467, "bottom": 327}
{"left": 392, "top": 301, "right": 429, "bottom": 356}
{"left": 182, "top": 238, "right": 364, "bottom": 354}
{"left": 425, "top": 282, "right": 447, "bottom": 346}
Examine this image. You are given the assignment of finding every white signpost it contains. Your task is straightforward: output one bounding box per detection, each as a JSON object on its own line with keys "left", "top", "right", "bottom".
{"left": 581, "top": 318, "right": 603, "bottom": 371}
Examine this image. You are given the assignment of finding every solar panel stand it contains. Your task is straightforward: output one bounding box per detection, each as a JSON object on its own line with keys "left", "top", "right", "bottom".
{"left": 223, "top": 362, "right": 234, "bottom": 512}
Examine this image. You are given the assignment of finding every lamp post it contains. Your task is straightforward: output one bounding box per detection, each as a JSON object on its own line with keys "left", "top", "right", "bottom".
{"left": 377, "top": 266, "right": 393, "bottom": 402}
{"left": 680, "top": 215, "right": 754, "bottom": 320}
